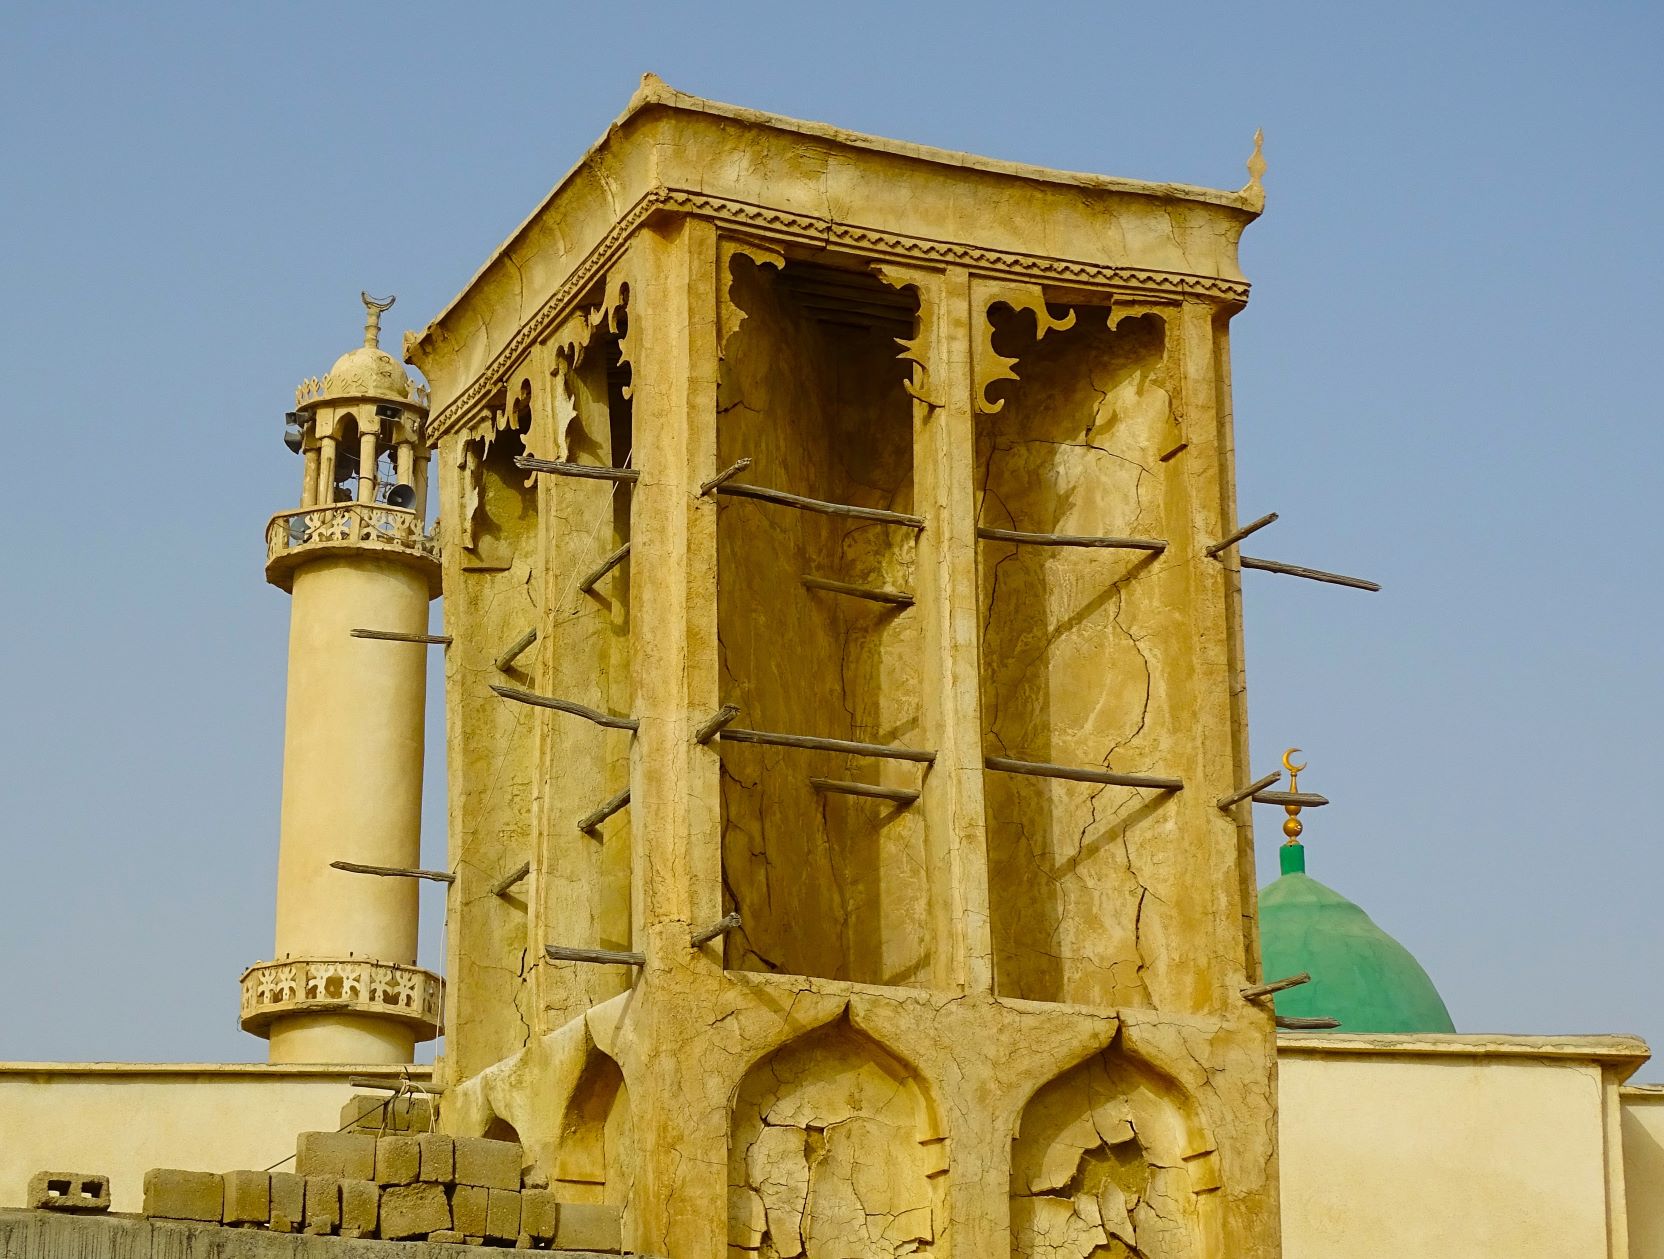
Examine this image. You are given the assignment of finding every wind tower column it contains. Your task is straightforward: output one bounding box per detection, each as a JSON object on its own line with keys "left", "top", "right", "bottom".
{"left": 240, "top": 293, "right": 445, "bottom": 1064}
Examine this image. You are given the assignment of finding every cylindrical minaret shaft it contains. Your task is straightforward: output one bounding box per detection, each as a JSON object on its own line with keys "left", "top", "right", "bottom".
{"left": 241, "top": 293, "right": 443, "bottom": 1064}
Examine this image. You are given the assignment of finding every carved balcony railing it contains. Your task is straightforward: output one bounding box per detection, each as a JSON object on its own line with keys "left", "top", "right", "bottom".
{"left": 265, "top": 502, "right": 440, "bottom": 592}
{"left": 239, "top": 957, "right": 444, "bottom": 1040}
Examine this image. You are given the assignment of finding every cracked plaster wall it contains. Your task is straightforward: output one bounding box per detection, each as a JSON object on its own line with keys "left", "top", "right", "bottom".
{"left": 533, "top": 330, "right": 637, "bottom": 1034}
{"left": 716, "top": 258, "right": 929, "bottom": 987}
{"left": 977, "top": 311, "right": 1208, "bottom": 1012}
{"left": 1011, "top": 1041, "right": 1220, "bottom": 1259}
{"left": 441, "top": 416, "right": 541, "bottom": 1080}
{"left": 728, "top": 1016, "right": 940, "bottom": 1259}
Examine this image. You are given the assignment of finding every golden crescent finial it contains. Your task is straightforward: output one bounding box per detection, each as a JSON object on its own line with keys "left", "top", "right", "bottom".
{"left": 1281, "top": 747, "right": 1307, "bottom": 777}
{"left": 1280, "top": 747, "right": 1307, "bottom": 842}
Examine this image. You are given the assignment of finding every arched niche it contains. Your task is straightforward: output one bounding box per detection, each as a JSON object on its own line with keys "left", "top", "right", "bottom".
{"left": 729, "top": 1016, "right": 942, "bottom": 1258}
{"left": 552, "top": 1048, "right": 633, "bottom": 1206}
{"left": 1010, "top": 1040, "right": 1221, "bottom": 1259}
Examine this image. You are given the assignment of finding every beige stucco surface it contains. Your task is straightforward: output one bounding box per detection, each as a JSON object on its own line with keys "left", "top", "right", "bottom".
{"left": 0, "top": 1064, "right": 429, "bottom": 1213}
{"left": 1277, "top": 1034, "right": 1647, "bottom": 1259}
{"left": 1622, "top": 1085, "right": 1664, "bottom": 1258}
{"left": 408, "top": 79, "right": 1277, "bottom": 1259}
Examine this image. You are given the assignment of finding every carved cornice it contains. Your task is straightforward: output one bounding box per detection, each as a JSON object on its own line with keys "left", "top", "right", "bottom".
{"left": 239, "top": 957, "right": 444, "bottom": 1040}
{"left": 425, "top": 186, "right": 1252, "bottom": 440}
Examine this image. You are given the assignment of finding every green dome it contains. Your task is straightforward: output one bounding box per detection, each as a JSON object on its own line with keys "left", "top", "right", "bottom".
{"left": 1258, "top": 842, "right": 1454, "bottom": 1034}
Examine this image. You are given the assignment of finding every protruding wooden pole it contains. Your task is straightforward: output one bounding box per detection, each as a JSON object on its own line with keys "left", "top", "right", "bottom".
{"left": 802, "top": 576, "right": 915, "bottom": 607}
{"left": 1216, "top": 770, "right": 1281, "bottom": 811}
{"left": 985, "top": 755, "right": 1182, "bottom": 792}
{"left": 493, "top": 628, "right": 538, "bottom": 672}
{"left": 809, "top": 777, "right": 921, "bottom": 805}
{"left": 578, "top": 542, "right": 630, "bottom": 595}
{"left": 1252, "top": 790, "right": 1329, "bottom": 808}
{"left": 690, "top": 913, "right": 742, "bottom": 948}
{"left": 1240, "top": 556, "right": 1380, "bottom": 592}
{"left": 722, "top": 727, "right": 936, "bottom": 764}
{"left": 350, "top": 629, "right": 453, "bottom": 646}
{"left": 698, "top": 457, "right": 752, "bottom": 496}
{"left": 1276, "top": 1015, "right": 1341, "bottom": 1030}
{"left": 544, "top": 944, "right": 645, "bottom": 967}
{"left": 714, "top": 481, "right": 924, "bottom": 529}
{"left": 1241, "top": 972, "right": 1311, "bottom": 1000}
{"left": 491, "top": 861, "right": 531, "bottom": 898}
{"left": 1205, "top": 511, "right": 1279, "bottom": 558}
{"left": 330, "top": 860, "right": 454, "bottom": 885}
{"left": 694, "top": 704, "right": 741, "bottom": 745}
{"left": 491, "top": 684, "right": 639, "bottom": 731}
{"left": 515, "top": 456, "right": 640, "bottom": 484}
{"left": 977, "top": 526, "right": 1167, "bottom": 553}
{"left": 577, "top": 786, "right": 631, "bottom": 835}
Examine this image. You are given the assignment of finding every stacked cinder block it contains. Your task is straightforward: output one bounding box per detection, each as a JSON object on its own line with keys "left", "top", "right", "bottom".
{"left": 140, "top": 1130, "right": 623, "bottom": 1251}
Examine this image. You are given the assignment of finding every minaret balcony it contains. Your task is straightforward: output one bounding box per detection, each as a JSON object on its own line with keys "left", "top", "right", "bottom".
{"left": 239, "top": 957, "right": 444, "bottom": 1041}
{"left": 265, "top": 502, "right": 440, "bottom": 593}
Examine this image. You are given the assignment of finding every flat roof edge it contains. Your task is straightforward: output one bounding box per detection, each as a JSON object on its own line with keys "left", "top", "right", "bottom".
{"left": 1277, "top": 1031, "right": 1651, "bottom": 1069}
{"left": 418, "top": 72, "right": 1260, "bottom": 344}
{"left": 0, "top": 1062, "right": 434, "bottom": 1078}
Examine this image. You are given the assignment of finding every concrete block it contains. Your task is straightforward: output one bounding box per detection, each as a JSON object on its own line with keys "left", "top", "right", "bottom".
{"left": 340, "top": 1093, "right": 432, "bottom": 1133}
{"left": 428, "top": 1230, "right": 464, "bottom": 1244}
{"left": 143, "top": 1169, "right": 222, "bottom": 1222}
{"left": 269, "top": 1170, "right": 304, "bottom": 1232}
{"left": 556, "top": 1201, "right": 624, "bottom": 1254}
{"left": 453, "top": 1136, "right": 522, "bottom": 1190}
{"left": 340, "top": 1178, "right": 379, "bottom": 1238}
{"left": 26, "top": 1171, "right": 110, "bottom": 1213}
{"left": 303, "top": 1175, "right": 339, "bottom": 1235}
{"left": 417, "top": 1132, "right": 455, "bottom": 1183}
{"left": 520, "top": 1187, "right": 559, "bottom": 1241}
{"left": 375, "top": 1134, "right": 420, "bottom": 1185}
{"left": 379, "top": 1181, "right": 450, "bottom": 1240}
{"left": 450, "top": 1184, "right": 488, "bottom": 1237}
{"left": 221, "top": 1170, "right": 270, "bottom": 1225}
{"left": 486, "top": 1188, "right": 521, "bottom": 1241}
{"left": 295, "top": 1130, "right": 376, "bottom": 1180}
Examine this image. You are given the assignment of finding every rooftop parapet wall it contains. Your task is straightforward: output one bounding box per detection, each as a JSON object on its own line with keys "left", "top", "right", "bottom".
{"left": 408, "top": 75, "right": 1262, "bottom": 438}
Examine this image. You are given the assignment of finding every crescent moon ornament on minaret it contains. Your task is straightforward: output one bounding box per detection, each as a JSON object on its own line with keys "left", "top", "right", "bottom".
{"left": 1281, "top": 747, "right": 1308, "bottom": 841}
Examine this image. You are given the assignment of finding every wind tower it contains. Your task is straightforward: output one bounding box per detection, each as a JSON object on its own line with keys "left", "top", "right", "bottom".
{"left": 239, "top": 293, "right": 445, "bottom": 1065}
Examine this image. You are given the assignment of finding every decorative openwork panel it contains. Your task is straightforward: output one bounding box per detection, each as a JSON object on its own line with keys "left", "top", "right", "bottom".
{"left": 239, "top": 958, "right": 443, "bottom": 1039}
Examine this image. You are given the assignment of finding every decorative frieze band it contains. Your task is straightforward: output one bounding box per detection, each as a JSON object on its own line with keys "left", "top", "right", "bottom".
{"left": 423, "top": 186, "right": 1252, "bottom": 440}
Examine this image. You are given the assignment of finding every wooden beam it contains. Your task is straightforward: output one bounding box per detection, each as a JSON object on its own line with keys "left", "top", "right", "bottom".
{"left": 714, "top": 482, "right": 925, "bottom": 529}
{"left": 350, "top": 629, "right": 452, "bottom": 645}
{"left": 1240, "top": 556, "right": 1380, "bottom": 592}
{"left": 514, "top": 456, "right": 639, "bottom": 484}
{"left": 1205, "top": 512, "right": 1280, "bottom": 558}
{"left": 695, "top": 704, "right": 741, "bottom": 745}
{"left": 985, "top": 755, "right": 1182, "bottom": 792}
{"left": 345, "top": 1076, "right": 442, "bottom": 1095}
{"left": 490, "top": 684, "right": 639, "bottom": 731}
{"left": 577, "top": 542, "right": 630, "bottom": 595}
{"left": 1277, "top": 1015, "right": 1341, "bottom": 1030}
{"left": 1252, "top": 790, "right": 1330, "bottom": 808}
{"left": 576, "top": 786, "right": 631, "bottom": 835}
{"left": 802, "top": 576, "right": 915, "bottom": 608}
{"left": 491, "top": 861, "right": 531, "bottom": 898}
{"left": 699, "top": 457, "right": 752, "bottom": 497}
{"left": 1241, "top": 972, "right": 1311, "bottom": 1001}
{"left": 690, "top": 913, "right": 742, "bottom": 948}
{"left": 721, "top": 727, "right": 936, "bottom": 764}
{"left": 977, "top": 526, "right": 1167, "bottom": 553}
{"left": 1216, "top": 770, "right": 1282, "bottom": 811}
{"left": 493, "top": 628, "right": 538, "bottom": 673}
{"left": 544, "top": 944, "right": 645, "bottom": 967}
{"left": 809, "top": 777, "right": 920, "bottom": 805}
{"left": 330, "top": 860, "right": 454, "bottom": 885}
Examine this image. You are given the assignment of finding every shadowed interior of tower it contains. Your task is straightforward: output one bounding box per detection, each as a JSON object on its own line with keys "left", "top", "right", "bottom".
{"left": 716, "top": 255, "right": 929, "bottom": 986}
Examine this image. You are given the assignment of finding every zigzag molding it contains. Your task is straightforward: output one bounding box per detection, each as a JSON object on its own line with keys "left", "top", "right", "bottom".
{"left": 427, "top": 186, "right": 1251, "bottom": 439}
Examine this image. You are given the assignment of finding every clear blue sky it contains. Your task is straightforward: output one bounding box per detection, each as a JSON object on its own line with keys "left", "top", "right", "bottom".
{"left": 2, "top": 2, "right": 1659, "bottom": 1067}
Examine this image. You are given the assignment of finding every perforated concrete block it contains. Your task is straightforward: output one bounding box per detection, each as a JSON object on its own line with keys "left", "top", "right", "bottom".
{"left": 27, "top": 1172, "right": 109, "bottom": 1213}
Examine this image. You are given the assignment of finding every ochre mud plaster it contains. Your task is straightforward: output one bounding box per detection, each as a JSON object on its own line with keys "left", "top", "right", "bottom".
{"left": 409, "top": 78, "right": 1277, "bottom": 1259}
